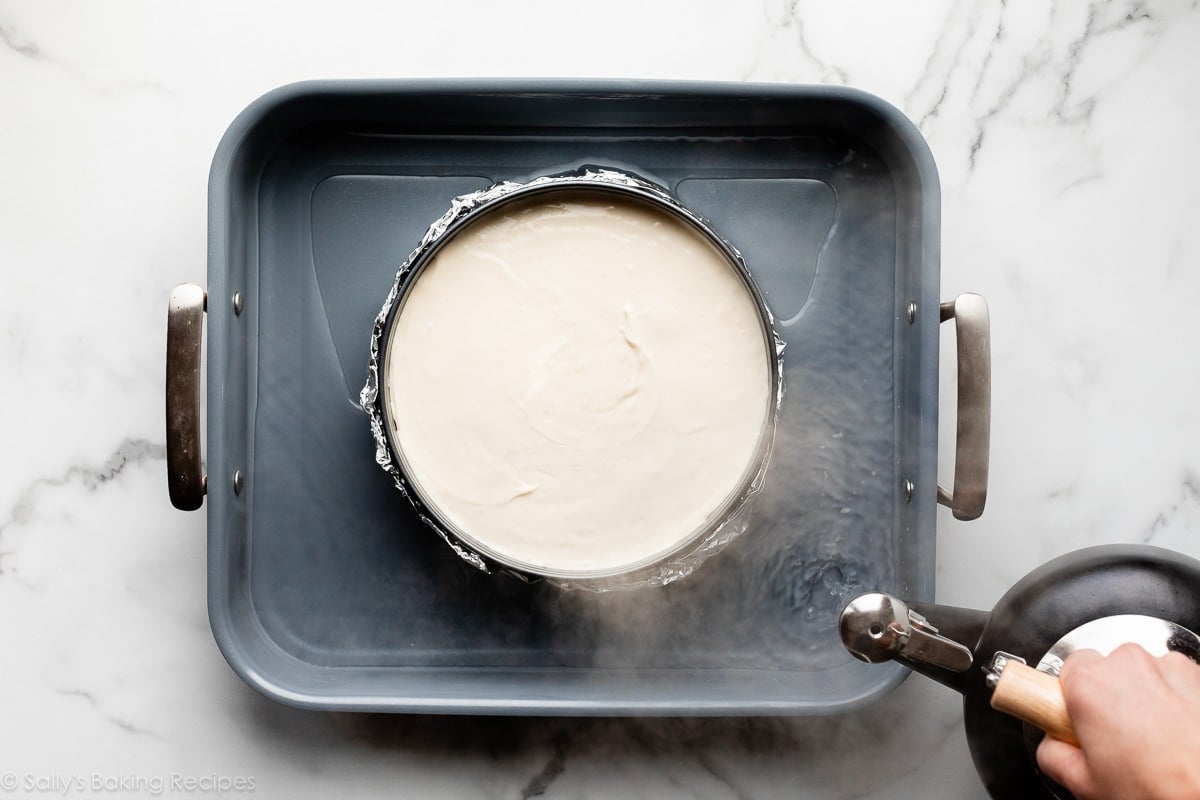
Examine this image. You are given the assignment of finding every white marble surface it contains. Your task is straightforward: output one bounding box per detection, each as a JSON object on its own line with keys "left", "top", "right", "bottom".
{"left": 2, "top": 0, "right": 1199, "bottom": 798}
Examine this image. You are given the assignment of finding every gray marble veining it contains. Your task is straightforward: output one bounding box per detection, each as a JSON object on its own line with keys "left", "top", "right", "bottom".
{"left": 1, "top": 0, "right": 1199, "bottom": 797}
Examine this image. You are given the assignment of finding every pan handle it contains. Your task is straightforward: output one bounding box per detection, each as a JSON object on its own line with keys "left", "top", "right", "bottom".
{"left": 937, "top": 293, "right": 990, "bottom": 521}
{"left": 166, "top": 283, "right": 206, "bottom": 511}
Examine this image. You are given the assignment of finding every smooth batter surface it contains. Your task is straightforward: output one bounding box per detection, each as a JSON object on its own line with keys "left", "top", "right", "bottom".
{"left": 386, "top": 192, "right": 771, "bottom": 573}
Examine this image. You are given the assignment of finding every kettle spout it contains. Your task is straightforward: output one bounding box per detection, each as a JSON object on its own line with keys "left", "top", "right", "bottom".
{"left": 840, "top": 593, "right": 989, "bottom": 694}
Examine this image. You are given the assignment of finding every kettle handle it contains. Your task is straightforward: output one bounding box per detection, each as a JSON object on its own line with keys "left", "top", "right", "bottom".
{"left": 989, "top": 658, "right": 1079, "bottom": 746}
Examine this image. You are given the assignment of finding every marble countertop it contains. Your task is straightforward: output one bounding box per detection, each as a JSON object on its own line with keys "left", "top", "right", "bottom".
{"left": 2, "top": 1, "right": 1199, "bottom": 798}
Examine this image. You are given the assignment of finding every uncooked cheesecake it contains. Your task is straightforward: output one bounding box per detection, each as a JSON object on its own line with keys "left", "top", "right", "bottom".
{"left": 384, "top": 189, "right": 772, "bottom": 574}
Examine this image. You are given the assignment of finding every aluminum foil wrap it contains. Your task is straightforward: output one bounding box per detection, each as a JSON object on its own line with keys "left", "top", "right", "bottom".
{"left": 360, "top": 167, "right": 786, "bottom": 591}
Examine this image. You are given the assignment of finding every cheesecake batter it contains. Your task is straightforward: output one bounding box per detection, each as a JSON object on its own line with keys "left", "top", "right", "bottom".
{"left": 385, "top": 191, "right": 772, "bottom": 574}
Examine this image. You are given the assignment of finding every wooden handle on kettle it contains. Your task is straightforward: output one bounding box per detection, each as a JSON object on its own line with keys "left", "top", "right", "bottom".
{"left": 990, "top": 661, "right": 1079, "bottom": 746}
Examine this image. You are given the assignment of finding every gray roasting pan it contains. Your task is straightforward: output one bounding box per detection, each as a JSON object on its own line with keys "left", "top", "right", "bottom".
{"left": 165, "top": 79, "right": 990, "bottom": 714}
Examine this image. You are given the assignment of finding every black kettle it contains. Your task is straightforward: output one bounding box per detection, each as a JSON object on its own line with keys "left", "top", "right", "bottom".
{"left": 839, "top": 544, "right": 1200, "bottom": 798}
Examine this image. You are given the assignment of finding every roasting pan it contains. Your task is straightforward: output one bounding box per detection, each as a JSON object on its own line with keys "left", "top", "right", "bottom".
{"left": 165, "top": 79, "right": 990, "bottom": 713}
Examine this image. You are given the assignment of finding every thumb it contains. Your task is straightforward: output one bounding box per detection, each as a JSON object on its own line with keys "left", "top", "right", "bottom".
{"left": 1037, "top": 736, "right": 1095, "bottom": 799}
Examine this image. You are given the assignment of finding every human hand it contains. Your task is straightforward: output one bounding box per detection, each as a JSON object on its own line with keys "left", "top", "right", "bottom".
{"left": 1035, "top": 643, "right": 1200, "bottom": 800}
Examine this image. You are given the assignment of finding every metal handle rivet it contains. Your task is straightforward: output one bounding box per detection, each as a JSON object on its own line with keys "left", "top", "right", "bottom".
{"left": 903, "top": 480, "right": 914, "bottom": 502}
{"left": 232, "top": 292, "right": 244, "bottom": 316}
{"left": 907, "top": 301, "right": 917, "bottom": 324}
{"left": 233, "top": 469, "right": 244, "bottom": 495}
